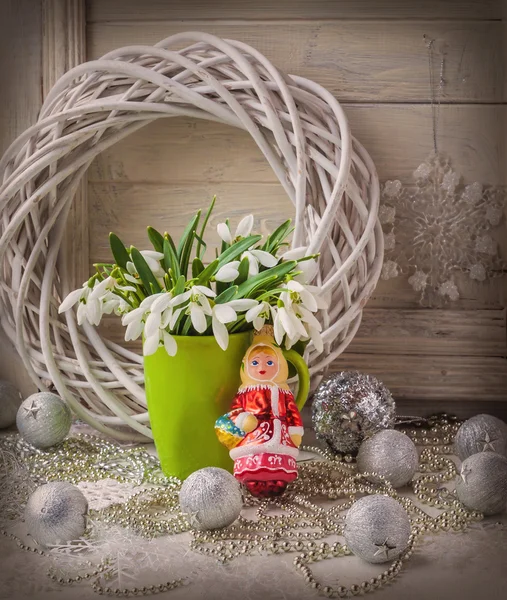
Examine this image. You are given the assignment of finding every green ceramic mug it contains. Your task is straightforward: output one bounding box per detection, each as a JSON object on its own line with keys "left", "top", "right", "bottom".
{"left": 143, "top": 332, "right": 310, "bottom": 480}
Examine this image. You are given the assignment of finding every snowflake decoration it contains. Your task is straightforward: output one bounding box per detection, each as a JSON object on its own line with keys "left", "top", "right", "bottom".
{"left": 380, "top": 153, "right": 506, "bottom": 304}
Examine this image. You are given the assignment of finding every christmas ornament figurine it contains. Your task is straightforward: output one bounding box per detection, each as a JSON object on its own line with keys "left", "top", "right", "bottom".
{"left": 215, "top": 326, "right": 309, "bottom": 498}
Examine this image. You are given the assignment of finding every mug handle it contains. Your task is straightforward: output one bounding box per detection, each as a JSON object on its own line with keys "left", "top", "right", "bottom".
{"left": 282, "top": 349, "right": 310, "bottom": 411}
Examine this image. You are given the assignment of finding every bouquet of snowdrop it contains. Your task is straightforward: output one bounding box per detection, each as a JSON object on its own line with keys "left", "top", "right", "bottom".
{"left": 59, "top": 199, "right": 327, "bottom": 357}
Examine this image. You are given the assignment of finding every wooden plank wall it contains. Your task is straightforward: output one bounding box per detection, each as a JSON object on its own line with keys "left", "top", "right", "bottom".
{"left": 86, "top": 0, "right": 507, "bottom": 418}
{"left": 0, "top": 0, "right": 41, "bottom": 397}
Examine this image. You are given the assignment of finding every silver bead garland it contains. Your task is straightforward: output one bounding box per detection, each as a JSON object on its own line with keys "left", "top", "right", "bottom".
{"left": 0, "top": 414, "right": 489, "bottom": 598}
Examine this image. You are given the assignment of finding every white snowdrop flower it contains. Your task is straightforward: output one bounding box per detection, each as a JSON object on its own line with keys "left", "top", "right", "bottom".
{"left": 170, "top": 285, "right": 216, "bottom": 334}
{"left": 245, "top": 301, "right": 271, "bottom": 331}
{"left": 211, "top": 299, "right": 258, "bottom": 350}
{"left": 241, "top": 249, "right": 278, "bottom": 277}
{"left": 143, "top": 329, "right": 177, "bottom": 357}
{"left": 280, "top": 279, "right": 324, "bottom": 313}
{"left": 217, "top": 214, "right": 254, "bottom": 244}
{"left": 280, "top": 246, "right": 318, "bottom": 284}
{"left": 59, "top": 281, "right": 102, "bottom": 326}
{"left": 214, "top": 261, "right": 240, "bottom": 283}
{"left": 125, "top": 250, "right": 165, "bottom": 281}
{"left": 121, "top": 293, "right": 165, "bottom": 342}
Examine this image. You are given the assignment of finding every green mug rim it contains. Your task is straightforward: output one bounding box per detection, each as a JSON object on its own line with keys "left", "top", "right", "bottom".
{"left": 166, "top": 330, "right": 253, "bottom": 342}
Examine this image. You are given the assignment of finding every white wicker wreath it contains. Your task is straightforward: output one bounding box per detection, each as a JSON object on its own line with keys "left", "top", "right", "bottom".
{"left": 0, "top": 32, "right": 383, "bottom": 441}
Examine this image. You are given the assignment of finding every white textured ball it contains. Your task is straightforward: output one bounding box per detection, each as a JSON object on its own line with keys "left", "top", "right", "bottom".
{"left": 24, "top": 482, "right": 88, "bottom": 546}
{"left": 179, "top": 467, "right": 243, "bottom": 530}
{"left": 344, "top": 495, "right": 411, "bottom": 564}
{"left": 0, "top": 380, "right": 23, "bottom": 429}
{"left": 454, "top": 414, "right": 507, "bottom": 460}
{"left": 16, "top": 392, "right": 72, "bottom": 448}
{"left": 455, "top": 452, "right": 507, "bottom": 516}
{"left": 357, "top": 429, "right": 419, "bottom": 488}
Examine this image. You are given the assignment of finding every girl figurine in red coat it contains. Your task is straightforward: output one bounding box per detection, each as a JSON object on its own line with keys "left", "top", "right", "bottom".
{"left": 215, "top": 326, "right": 308, "bottom": 498}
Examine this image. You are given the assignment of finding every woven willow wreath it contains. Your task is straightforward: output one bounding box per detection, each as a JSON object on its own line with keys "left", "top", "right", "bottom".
{"left": 0, "top": 32, "right": 383, "bottom": 441}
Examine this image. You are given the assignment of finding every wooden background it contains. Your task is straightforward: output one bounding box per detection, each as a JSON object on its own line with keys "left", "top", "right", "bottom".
{"left": 1, "top": 1, "right": 506, "bottom": 419}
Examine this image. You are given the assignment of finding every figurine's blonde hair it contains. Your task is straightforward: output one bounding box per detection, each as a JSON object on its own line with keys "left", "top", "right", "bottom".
{"left": 249, "top": 346, "right": 277, "bottom": 357}
{"left": 239, "top": 331, "right": 289, "bottom": 389}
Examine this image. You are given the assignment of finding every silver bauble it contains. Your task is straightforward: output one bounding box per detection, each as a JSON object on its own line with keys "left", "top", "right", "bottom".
{"left": 312, "top": 371, "right": 395, "bottom": 455}
{"left": 179, "top": 467, "right": 243, "bottom": 530}
{"left": 455, "top": 452, "right": 507, "bottom": 516}
{"left": 344, "top": 495, "right": 411, "bottom": 564}
{"left": 16, "top": 392, "right": 72, "bottom": 448}
{"left": 454, "top": 414, "right": 507, "bottom": 460}
{"left": 357, "top": 429, "right": 419, "bottom": 488}
{"left": 24, "top": 482, "right": 88, "bottom": 546}
{"left": 0, "top": 380, "right": 23, "bottom": 429}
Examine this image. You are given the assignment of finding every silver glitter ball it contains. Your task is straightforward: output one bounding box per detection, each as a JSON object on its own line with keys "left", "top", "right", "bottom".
{"left": 0, "top": 380, "right": 23, "bottom": 429}
{"left": 357, "top": 429, "right": 419, "bottom": 488}
{"left": 455, "top": 453, "right": 507, "bottom": 516}
{"left": 16, "top": 392, "right": 72, "bottom": 449}
{"left": 25, "top": 482, "right": 88, "bottom": 546}
{"left": 179, "top": 467, "right": 243, "bottom": 530}
{"left": 312, "top": 372, "right": 395, "bottom": 455}
{"left": 454, "top": 414, "right": 507, "bottom": 460}
{"left": 344, "top": 495, "right": 411, "bottom": 564}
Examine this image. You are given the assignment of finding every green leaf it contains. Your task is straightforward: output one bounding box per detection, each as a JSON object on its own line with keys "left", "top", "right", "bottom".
{"left": 174, "top": 275, "right": 186, "bottom": 296}
{"left": 193, "top": 232, "right": 207, "bottom": 260}
{"left": 130, "top": 247, "right": 161, "bottom": 294}
{"left": 197, "top": 196, "right": 216, "bottom": 258}
{"left": 217, "top": 235, "right": 262, "bottom": 267}
{"left": 163, "top": 235, "right": 180, "bottom": 279}
{"left": 147, "top": 226, "right": 164, "bottom": 253}
{"left": 236, "top": 260, "right": 297, "bottom": 298}
{"left": 178, "top": 211, "right": 201, "bottom": 277}
{"left": 192, "top": 257, "right": 205, "bottom": 279}
{"left": 235, "top": 256, "right": 250, "bottom": 285}
{"left": 215, "top": 286, "right": 238, "bottom": 304}
{"left": 109, "top": 233, "right": 131, "bottom": 270}
{"left": 195, "top": 259, "right": 219, "bottom": 286}
{"left": 215, "top": 281, "right": 228, "bottom": 296}
{"left": 181, "top": 315, "right": 194, "bottom": 336}
{"left": 262, "top": 219, "right": 293, "bottom": 253}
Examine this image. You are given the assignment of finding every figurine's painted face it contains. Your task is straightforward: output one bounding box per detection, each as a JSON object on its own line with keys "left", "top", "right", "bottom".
{"left": 249, "top": 351, "right": 278, "bottom": 381}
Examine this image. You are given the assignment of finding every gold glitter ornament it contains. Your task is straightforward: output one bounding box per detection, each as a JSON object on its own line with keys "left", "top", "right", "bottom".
{"left": 16, "top": 392, "right": 72, "bottom": 449}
